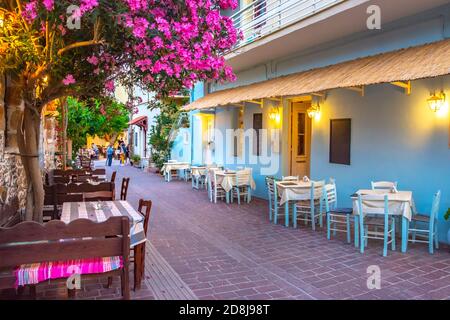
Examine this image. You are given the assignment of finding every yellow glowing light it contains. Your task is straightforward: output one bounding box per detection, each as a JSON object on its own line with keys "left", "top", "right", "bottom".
{"left": 269, "top": 107, "right": 281, "bottom": 123}
{"left": 427, "top": 91, "right": 446, "bottom": 113}
{"left": 436, "top": 99, "right": 449, "bottom": 118}
{"left": 307, "top": 103, "right": 321, "bottom": 120}
{"left": 0, "top": 13, "right": 4, "bottom": 28}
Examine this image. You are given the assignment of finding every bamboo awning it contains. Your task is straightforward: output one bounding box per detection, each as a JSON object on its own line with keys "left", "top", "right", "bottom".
{"left": 184, "top": 39, "right": 450, "bottom": 110}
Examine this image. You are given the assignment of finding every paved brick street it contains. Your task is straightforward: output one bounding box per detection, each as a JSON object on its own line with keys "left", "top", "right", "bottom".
{"left": 1, "top": 163, "right": 450, "bottom": 300}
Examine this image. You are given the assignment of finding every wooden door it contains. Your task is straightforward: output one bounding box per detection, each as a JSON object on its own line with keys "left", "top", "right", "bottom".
{"left": 290, "top": 102, "right": 312, "bottom": 177}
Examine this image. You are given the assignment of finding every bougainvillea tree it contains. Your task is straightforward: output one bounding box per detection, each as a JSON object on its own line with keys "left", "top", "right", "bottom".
{"left": 0, "top": 0, "right": 239, "bottom": 221}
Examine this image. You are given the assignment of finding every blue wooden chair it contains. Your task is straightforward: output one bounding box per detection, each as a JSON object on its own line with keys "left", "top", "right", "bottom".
{"left": 408, "top": 190, "right": 441, "bottom": 254}
{"left": 265, "top": 176, "right": 287, "bottom": 224}
{"left": 357, "top": 194, "right": 396, "bottom": 257}
{"left": 322, "top": 182, "right": 353, "bottom": 243}
{"left": 293, "top": 181, "right": 325, "bottom": 230}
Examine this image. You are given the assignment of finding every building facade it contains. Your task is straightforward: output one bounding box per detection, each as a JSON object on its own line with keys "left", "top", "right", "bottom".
{"left": 173, "top": 0, "right": 450, "bottom": 243}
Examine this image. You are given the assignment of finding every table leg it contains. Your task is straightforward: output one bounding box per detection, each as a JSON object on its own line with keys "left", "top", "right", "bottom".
{"left": 285, "top": 202, "right": 289, "bottom": 228}
{"left": 401, "top": 216, "right": 409, "bottom": 253}
{"left": 354, "top": 216, "right": 359, "bottom": 248}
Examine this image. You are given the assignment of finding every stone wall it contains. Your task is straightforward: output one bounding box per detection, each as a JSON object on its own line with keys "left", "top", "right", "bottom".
{"left": 0, "top": 75, "right": 27, "bottom": 209}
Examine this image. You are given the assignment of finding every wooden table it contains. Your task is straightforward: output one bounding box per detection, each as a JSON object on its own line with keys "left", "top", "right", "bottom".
{"left": 61, "top": 200, "right": 146, "bottom": 289}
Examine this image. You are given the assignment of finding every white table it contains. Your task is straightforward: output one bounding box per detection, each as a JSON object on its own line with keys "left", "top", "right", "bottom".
{"left": 162, "top": 162, "right": 191, "bottom": 182}
{"left": 215, "top": 171, "right": 256, "bottom": 203}
{"left": 61, "top": 200, "right": 146, "bottom": 248}
{"left": 275, "top": 181, "right": 323, "bottom": 227}
{"left": 351, "top": 189, "right": 415, "bottom": 253}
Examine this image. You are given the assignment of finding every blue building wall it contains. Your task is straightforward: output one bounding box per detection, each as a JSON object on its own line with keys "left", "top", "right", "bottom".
{"left": 311, "top": 77, "right": 450, "bottom": 244}
{"left": 174, "top": 4, "right": 450, "bottom": 242}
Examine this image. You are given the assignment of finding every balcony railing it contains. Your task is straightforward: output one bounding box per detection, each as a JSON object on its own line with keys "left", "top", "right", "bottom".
{"left": 230, "top": 0, "right": 345, "bottom": 51}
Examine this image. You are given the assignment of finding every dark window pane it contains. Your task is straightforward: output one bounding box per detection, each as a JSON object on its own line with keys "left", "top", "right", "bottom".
{"left": 298, "top": 135, "right": 305, "bottom": 156}
{"left": 253, "top": 113, "right": 263, "bottom": 156}
{"left": 298, "top": 113, "right": 305, "bottom": 135}
{"left": 330, "top": 119, "right": 351, "bottom": 165}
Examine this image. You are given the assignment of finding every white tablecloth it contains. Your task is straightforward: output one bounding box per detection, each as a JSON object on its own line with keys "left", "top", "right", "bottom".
{"left": 352, "top": 189, "right": 414, "bottom": 221}
{"left": 276, "top": 181, "right": 323, "bottom": 205}
{"left": 191, "top": 166, "right": 208, "bottom": 178}
{"left": 162, "top": 162, "right": 191, "bottom": 174}
{"left": 215, "top": 171, "right": 256, "bottom": 192}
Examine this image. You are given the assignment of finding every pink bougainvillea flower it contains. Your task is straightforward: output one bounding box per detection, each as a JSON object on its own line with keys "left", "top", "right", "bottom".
{"left": 87, "top": 55, "right": 99, "bottom": 65}
{"left": 105, "top": 80, "right": 115, "bottom": 92}
{"left": 42, "top": 0, "right": 54, "bottom": 11}
{"left": 62, "top": 74, "right": 76, "bottom": 86}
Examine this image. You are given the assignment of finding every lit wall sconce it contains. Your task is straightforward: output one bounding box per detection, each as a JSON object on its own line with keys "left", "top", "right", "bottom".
{"left": 269, "top": 107, "right": 281, "bottom": 123}
{"left": 427, "top": 91, "right": 446, "bottom": 113}
{"left": 307, "top": 103, "right": 321, "bottom": 120}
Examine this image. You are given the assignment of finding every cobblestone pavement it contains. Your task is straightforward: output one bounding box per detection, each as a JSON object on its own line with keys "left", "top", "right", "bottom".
{"left": 1, "top": 162, "right": 450, "bottom": 300}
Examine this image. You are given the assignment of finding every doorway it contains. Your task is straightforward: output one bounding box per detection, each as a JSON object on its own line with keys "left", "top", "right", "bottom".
{"left": 290, "top": 102, "right": 312, "bottom": 177}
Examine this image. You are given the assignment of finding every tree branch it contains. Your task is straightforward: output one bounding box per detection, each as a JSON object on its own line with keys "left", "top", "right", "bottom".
{"left": 57, "top": 40, "right": 105, "bottom": 56}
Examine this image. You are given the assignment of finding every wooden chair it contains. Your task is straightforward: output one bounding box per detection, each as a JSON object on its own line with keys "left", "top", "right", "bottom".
{"left": 91, "top": 169, "right": 107, "bottom": 181}
{"left": 232, "top": 169, "right": 252, "bottom": 204}
{"left": 209, "top": 170, "right": 227, "bottom": 203}
{"left": 133, "top": 200, "right": 152, "bottom": 290}
{"left": 408, "top": 190, "right": 441, "bottom": 254}
{"left": 294, "top": 181, "right": 325, "bottom": 230}
{"left": 371, "top": 181, "right": 398, "bottom": 191}
{"left": 0, "top": 217, "right": 130, "bottom": 299}
{"left": 64, "top": 182, "right": 115, "bottom": 202}
{"left": 0, "top": 197, "right": 20, "bottom": 228}
{"left": 110, "top": 171, "right": 117, "bottom": 184}
{"left": 44, "top": 185, "right": 84, "bottom": 220}
{"left": 282, "top": 176, "right": 299, "bottom": 182}
{"left": 322, "top": 182, "right": 353, "bottom": 244}
{"left": 120, "top": 178, "right": 130, "bottom": 201}
{"left": 357, "top": 194, "right": 396, "bottom": 257}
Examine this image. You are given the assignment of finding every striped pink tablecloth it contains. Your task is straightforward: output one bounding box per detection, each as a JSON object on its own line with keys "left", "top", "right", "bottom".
{"left": 15, "top": 256, "right": 123, "bottom": 287}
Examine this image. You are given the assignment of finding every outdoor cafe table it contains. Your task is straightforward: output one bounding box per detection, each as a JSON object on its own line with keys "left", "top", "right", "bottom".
{"left": 61, "top": 200, "right": 146, "bottom": 248}
{"left": 351, "top": 189, "right": 415, "bottom": 253}
{"left": 276, "top": 180, "right": 322, "bottom": 227}
{"left": 215, "top": 170, "right": 256, "bottom": 203}
{"left": 161, "top": 162, "right": 191, "bottom": 182}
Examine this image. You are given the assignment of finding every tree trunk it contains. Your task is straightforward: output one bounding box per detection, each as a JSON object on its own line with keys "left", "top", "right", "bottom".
{"left": 17, "top": 106, "right": 44, "bottom": 222}
{"left": 109, "top": 132, "right": 119, "bottom": 145}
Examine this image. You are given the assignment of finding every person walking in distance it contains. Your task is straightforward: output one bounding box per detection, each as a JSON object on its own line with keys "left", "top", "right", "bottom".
{"left": 106, "top": 144, "right": 114, "bottom": 167}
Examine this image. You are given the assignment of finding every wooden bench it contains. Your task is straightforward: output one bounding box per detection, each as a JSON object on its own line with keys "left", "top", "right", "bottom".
{"left": 0, "top": 217, "right": 130, "bottom": 299}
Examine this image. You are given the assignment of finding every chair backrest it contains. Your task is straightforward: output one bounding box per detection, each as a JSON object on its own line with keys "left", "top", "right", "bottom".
{"left": 236, "top": 169, "right": 251, "bottom": 186}
{"left": 322, "top": 183, "right": 337, "bottom": 212}
{"left": 371, "top": 181, "right": 398, "bottom": 191}
{"left": 120, "top": 178, "right": 130, "bottom": 201}
{"left": 53, "top": 176, "right": 71, "bottom": 184}
{"left": 110, "top": 171, "right": 117, "bottom": 183}
{"left": 430, "top": 190, "right": 441, "bottom": 222}
{"left": 310, "top": 180, "right": 325, "bottom": 201}
{"left": 92, "top": 169, "right": 106, "bottom": 176}
{"left": 0, "top": 197, "right": 20, "bottom": 228}
{"left": 357, "top": 194, "right": 389, "bottom": 217}
{"left": 0, "top": 217, "right": 129, "bottom": 269}
{"left": 265, "top": 177, "right": 276, "bottom": 195}
{"left": 64, "top": 182, "right": 115, "bottom": 194}
{"left": 282, "top": 176, "right": 299, "bottom": 182}
{"left": 138, "top": 199, "right": 153, "bottom": 236}
{"left": 84, "top": 191, "right": 114, "bottom": 202}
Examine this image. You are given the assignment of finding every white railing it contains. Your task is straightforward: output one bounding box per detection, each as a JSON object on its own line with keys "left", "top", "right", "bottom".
{"left": 230, "top": 0, "right": 345, "bottom": 51}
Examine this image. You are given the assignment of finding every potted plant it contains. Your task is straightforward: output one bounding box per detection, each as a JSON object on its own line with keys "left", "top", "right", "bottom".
{"left": 131, "top": 155, "right": 141, "bottom": 167}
